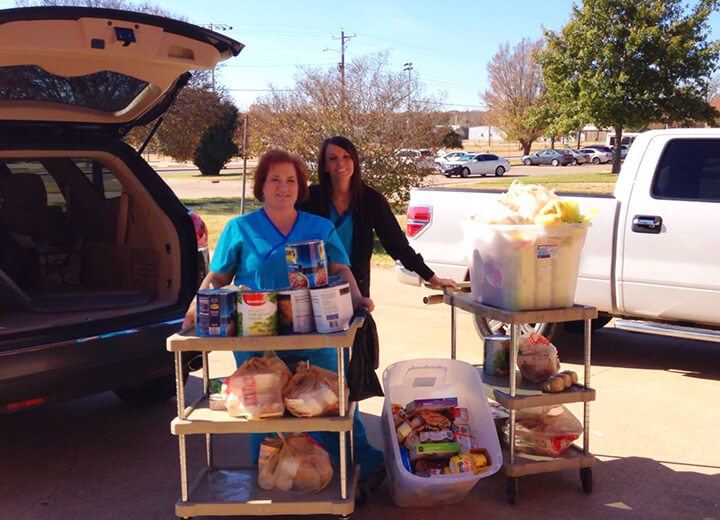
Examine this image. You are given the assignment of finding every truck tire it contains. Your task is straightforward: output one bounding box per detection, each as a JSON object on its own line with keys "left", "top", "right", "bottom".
{"left": 473, "top": 315, "right": 559, "bottom": 342}
{"left": 495, "top": 166, "right": 505, "bottom": 176}
{"left": 551, "top": 159, "right": 560, "bottom": 166}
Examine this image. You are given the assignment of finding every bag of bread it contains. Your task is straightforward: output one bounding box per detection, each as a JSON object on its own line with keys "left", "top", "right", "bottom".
{"left": 257, "top": 433, "right": 333, "bottom": 493}
{"left": 224, "top": 351, "right": 292, "bottom": 419}
{"left": 516, "top": 326, "right": 560, "bottom": 383}
{"left": 502, "top": 405, "right": 582, "bottom": 456}
{"left": 284, "top": 361, "right": 348, "bottom": 417}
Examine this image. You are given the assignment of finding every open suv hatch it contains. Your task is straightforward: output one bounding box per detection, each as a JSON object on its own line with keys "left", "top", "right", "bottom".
{"left": 0, "top": 6, "right": 243, "bottom": 411}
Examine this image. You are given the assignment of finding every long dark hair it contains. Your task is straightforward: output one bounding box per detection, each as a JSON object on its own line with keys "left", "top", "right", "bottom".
{"left": 317, "top": 136, "right": 364, "bottom": 205}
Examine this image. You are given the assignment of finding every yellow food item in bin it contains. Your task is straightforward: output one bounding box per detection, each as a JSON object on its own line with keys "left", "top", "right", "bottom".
{"left": 535, "top": 199, "right": 586, "bottom": 226}
{"left": 447, "top": 451, "right": 490, "bottom": 475}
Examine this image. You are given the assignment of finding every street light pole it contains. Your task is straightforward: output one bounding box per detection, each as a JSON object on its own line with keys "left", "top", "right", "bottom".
{"left": 403, "top": 62, "right": 413, "bottom": 133}
{"left": 332, "top": 29, "right": 355, "bottom": 121}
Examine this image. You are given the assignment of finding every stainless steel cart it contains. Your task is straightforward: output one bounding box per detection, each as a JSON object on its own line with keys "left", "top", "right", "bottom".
{"left": 439, "top": 290, "right": 597, "bottom": 504}
{"left": 166, "top": 315, "right": 364, "bottom": 519}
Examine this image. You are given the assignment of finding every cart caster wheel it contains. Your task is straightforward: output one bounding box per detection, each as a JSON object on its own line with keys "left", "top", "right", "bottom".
{"left": 580, "top": 467, "right": 593, "bottom": 494}
{"left": 506, "top": 477, "right": 518, "bottom": 505}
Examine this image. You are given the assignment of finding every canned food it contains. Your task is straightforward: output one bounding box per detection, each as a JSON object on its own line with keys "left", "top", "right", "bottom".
{"left": 309, "top": 280, "right": 353, "bottom": 333}
{"left": 277, "top": 288, "right": 314, "bottom": 334}
{"left": 483, "top": 334, "right": 511, "bottom": 376}
{"left": 196, "top": 288, "right": 237, "bottom": 337}
{"left": 237, "top": 291, "right": 277, "bottom": 337}
{"left": 285, "top": 239, "right": 328, "bottom": 288}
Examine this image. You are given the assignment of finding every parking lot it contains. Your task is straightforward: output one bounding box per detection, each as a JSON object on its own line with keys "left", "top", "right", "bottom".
{"left": 1, "top": 268, "right": 718, "bottom": 520}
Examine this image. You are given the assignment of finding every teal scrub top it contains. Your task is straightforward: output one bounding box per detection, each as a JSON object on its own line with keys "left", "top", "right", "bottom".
{"left": 210, "top": 209, "right": 349, "bottom": 290}
{"left": 329, "top": 204, "right": 354, "bottom": 257}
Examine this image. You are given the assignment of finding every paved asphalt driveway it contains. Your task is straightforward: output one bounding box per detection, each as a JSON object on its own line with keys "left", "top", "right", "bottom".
{"left": 1, "top": 268, "right": 718, "bottom": 520}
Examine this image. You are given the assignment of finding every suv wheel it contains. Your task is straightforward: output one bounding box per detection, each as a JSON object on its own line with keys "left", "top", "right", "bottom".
{"left": 113, "top": 371, "right": 188, "bottom": 406}
{"left": 551, "top": 158, "right": 560, "bottom": 166}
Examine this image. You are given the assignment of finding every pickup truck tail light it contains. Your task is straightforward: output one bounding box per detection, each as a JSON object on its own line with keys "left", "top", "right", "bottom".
{"left": 406, "top": 205, "right": 432, "bottom": 238}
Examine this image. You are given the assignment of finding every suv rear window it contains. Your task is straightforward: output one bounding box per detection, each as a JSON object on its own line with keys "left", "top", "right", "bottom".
{"left": 0, "top": 65, "right": 148, "bottom": 112}
{"left": 652, "top": 139, "right": 720, "bottom": 202}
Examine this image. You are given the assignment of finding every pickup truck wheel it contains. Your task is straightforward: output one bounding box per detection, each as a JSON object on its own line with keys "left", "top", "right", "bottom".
{"left": 592, "top": 157, "right": 600, "bottom": 164}
{"left": 523, "top": 158, "right": 532, "bottom": 166}
{"left": 551, "top": 159, "right": 560, "bottom": 166}
{"left": 495, "top": 166, "right": 505, "bottom": 176}
{"left": 473, "top": 315, "right": 559, "bottom": 342}
{"left": 461, "top": 167, "right": 470, "bottom": 178}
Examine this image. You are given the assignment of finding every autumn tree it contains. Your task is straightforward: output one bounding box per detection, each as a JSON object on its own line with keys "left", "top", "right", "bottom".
{"left": 540, "top": 0, "right": 720, "bottom": 173}
{"left": 482, "top": 39, "right": 546, "bottom": 155}
{"left": 248, "top": 52, "right": 444, "bottom": 205}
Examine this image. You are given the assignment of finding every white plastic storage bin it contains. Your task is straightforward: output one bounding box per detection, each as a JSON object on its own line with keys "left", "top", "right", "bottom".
{"left": 464, "top": 222, "right": 589, "bottom": 311}
{"left": 381, "top": 358, "right": 502, "bottom": 507}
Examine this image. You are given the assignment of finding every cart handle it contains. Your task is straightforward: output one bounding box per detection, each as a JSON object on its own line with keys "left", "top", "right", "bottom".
{"left": 422, "top": 282, "right": 470, "bottom": 305}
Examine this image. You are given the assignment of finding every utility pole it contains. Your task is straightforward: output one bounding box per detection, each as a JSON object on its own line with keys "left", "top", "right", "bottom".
{"left": 202, "top": 23, "right": 233, "bottom": 91}
{"left": 403, "top": 62, "right": 413, "bottom": 133}
{"left": 331, "top": 29, "right": 355, "bottom": 120}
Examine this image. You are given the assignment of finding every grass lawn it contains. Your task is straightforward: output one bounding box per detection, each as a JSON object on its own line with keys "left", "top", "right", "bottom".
{"left": 444, "top": 172, "right": 617, "bottom": 195}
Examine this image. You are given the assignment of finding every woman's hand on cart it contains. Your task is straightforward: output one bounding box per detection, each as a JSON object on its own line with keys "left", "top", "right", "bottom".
{"left": 427, "top": 274, "right": 459, "bottom": 290}
{"left": 353, "top": 295, "right": 375, "bottom": 312}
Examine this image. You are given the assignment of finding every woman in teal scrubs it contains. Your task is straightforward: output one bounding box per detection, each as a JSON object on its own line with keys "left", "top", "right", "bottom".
{"left": 183, "top": 149, "right": 380, "bottom": 487}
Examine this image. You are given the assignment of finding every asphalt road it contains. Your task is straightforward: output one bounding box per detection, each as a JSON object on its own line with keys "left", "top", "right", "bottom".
{"left": 160, "top": 163, "right": 612, "bottom": 200}
{"left": 1, "top": 268, "right": 718, "bottom": 520}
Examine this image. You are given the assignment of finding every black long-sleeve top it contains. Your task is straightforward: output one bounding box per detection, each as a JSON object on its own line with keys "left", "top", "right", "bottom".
{"left": 298, "top": 183, "right": 435, "bottom": 297}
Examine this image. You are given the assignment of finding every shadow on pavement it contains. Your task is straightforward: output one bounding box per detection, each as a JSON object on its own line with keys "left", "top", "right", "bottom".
{"left": 554, "top": 326, "right": 720, "bottom": 382}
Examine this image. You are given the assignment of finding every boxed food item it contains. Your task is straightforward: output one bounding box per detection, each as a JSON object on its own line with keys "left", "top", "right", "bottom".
{"left": 196, "top": 288, "right": 238, "bottom": 337}
{"left": 381, "top": 359, "right": 502, "bottom": 507}
{"left": 405, "top": 397, "right": 458, "bottom": 414}
{"left": 464, "top": 183, "right": 591, "bottom": 311}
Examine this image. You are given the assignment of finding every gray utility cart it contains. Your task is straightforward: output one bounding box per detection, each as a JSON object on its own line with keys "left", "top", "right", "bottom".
{"left": 166, "top": 315, "right": 364, "bottom": 519}
{"left": 428, "top": 288, "right": 597, "bottom": 504}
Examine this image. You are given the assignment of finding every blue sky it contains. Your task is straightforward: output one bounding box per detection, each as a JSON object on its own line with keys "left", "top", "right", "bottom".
{"left": 2, "top": 0, "right": 719, "bottom": 111}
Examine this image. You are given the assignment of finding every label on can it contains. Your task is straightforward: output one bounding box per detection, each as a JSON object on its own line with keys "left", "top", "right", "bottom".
{"left": 286, "top": 240, "right": 328, "bottom": 288}
{"left": 277, "top": 288, "right": 314, "bottom": 334}
{"left": 484, "top": 335, "right": 510, "bottom": 376}
{"left": 196, "top": 288, "right": 237, "bottom": 337}
{"left": 309, "top": 281, "right": 353, "bottom": 333}
{"left": 237, "top": 291, "right": 277, "bottom": 337}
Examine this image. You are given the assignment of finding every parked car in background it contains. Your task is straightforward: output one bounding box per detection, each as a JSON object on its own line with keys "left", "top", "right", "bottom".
{"left": 522, "top": 149, "right": 574, "bottom": 166}
{"left": 558, "top": 148, "right": 591, "bottom": 165}
{"left": 442, "top": 153, "right": 510, "bottom": 177}
{"left": 579, "top": 146, "right": 613, "bottom": 164}
{"left": 434, "top": 151, "right": 469, "bottom": 166}
{"left": 397, "top": 148, "right": 436, "bottom": 170}
{"left": 0, "top": 6, "right": 243, "bottom": 413}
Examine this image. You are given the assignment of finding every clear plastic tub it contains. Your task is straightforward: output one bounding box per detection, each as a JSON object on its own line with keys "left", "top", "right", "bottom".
{"left": 381, "top": 359, "right": 502, "bottom": 507}
{"left": 464, "top": 222, "right": 589, "bottom": 310}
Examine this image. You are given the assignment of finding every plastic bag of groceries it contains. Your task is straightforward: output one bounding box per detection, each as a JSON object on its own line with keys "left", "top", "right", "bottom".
{"left": 502, "top": 405, "right": 582, "bottom": 457}
{"left": 516, "top": 325, "right": 560, "bottom": 383}
{"left": 258, "top": 433, "right": 333, "bottom": 493}
{"left": 224, "top": 351, "right": 292, "bottom": 419}
{"left": 284, "top": 361, "right": 348, "bottom": 417}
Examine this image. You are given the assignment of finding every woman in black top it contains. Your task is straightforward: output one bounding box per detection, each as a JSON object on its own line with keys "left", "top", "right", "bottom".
{"left": 298, "top": 136, "right": 457, "bottom": 498}
{"left": 299, "top": 135, "right": 457, "bottom": 296}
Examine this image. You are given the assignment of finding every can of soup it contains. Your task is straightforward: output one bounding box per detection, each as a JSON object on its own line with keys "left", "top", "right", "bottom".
{"left": 285, "top": 239, "right": 328, "bottom": 289}
{"left": 277, "top": 288, "right": 314, "bottom": 334}
{"left": 196, "top": 288, "right": 237, "bottom": 337}
{"left": 483, "top": 334, "right": 511, "bottom": 376}
{"left": 310, "top": 280, "right": 353, "bottom": 333}
{"left": 237, "top": 291, "right": 277, "bottom": 337}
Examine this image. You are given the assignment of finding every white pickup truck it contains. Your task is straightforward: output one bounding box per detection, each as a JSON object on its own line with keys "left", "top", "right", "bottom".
{"left": 397, "top": 128, "right": 720, "bottom": 342}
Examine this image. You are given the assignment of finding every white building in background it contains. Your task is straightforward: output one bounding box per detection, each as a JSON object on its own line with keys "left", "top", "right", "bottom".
{"left": 468, "top": 125, "right": 507, "bottom": 142}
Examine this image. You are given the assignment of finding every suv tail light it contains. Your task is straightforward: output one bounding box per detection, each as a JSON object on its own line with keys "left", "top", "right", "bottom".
{"left": 188, "top": 211, "right": 208, "bottom": 249}
{"left": 406, "top": 205, "right": 432, "bottom": 238}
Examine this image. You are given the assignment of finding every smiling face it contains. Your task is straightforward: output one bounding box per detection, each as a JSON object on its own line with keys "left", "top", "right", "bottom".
{"left": 324, "top": 143, "right": 355, "bottom": 186}
{"left": 262, "top": 161, "right": 299, "bottom": 211}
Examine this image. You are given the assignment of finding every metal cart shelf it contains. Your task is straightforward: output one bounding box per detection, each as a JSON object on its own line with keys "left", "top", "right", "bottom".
{"left": 442, "top": 291, "right": 598, "bottom": 504}
{"left": 166, "top": 315, "right": 365, "bottom": 519}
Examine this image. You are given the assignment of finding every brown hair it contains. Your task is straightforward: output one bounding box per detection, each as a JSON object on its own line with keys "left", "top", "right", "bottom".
{"left": 253, "top": 149, "right": 309, "bottom": 203}
{"left": 318, "top": 136, "right": 364, "bottom": 205}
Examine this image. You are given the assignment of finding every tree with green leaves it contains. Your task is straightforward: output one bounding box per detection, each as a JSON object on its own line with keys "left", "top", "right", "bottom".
{"left": 482, "top": 38, "right": 546, "bottom": 155}
{"left": 540, "top": 0, "right": 720, "bottom": 173}
{"left": 193, "top": 102, "right": 239, "bottom": 176}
